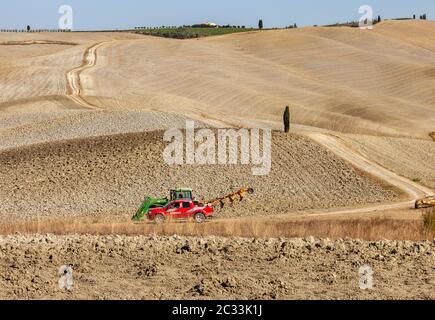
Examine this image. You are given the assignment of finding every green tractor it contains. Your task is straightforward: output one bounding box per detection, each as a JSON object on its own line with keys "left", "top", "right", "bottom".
{"left": 132, "top": 188, "right": 194, "bottom": 222}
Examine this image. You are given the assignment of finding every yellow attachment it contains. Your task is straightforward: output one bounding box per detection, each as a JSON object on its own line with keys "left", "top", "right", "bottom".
{"left": 206, "top": 188, "right": 254, "bottom": 208}
{"left": 415, "top": 196, "right": 435, "bottom": 209}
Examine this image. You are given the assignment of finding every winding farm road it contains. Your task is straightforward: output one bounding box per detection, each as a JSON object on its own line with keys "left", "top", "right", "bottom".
{"left": 303, "top": 132, "right": 434, "bottom": 217}
{"left": 66, "top": 41, "right": 110, "bottom": 109}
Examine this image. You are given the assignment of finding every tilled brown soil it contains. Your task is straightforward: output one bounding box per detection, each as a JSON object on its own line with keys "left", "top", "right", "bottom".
{"left": 0, "top": 235, "right": 433, "bottom": 300}
{"left": 0, "top": 131, "right": 398, "bottom": 219}
{"left": 0, "top": 109, "right": 199, "bottom": 151}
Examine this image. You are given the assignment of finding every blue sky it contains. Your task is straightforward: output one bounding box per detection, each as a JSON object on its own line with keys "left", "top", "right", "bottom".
{"left": 1, "top": 0, "right": 433, "bottom": 30}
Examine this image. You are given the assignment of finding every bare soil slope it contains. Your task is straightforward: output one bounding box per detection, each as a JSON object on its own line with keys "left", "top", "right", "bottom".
{"left": 0, "top": 131, "right": 397, "bottom": 219}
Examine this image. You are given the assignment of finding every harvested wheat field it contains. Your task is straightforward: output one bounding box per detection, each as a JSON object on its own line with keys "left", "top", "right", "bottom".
{"left": 0, "top": 19, "right": 434, "bottom": 300}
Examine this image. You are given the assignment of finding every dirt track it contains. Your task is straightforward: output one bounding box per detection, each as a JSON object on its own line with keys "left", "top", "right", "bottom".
{"left": 0, "top": 235, "right": 433, "bottom": 300}
{"left": 66, "top": 41, "right": 109, "bottom": 109}
{"left": 306, "top": 133, "right": 434, "bottom": 214}
{"left": 341, "top": 134, "right": 435, "bottom": 189}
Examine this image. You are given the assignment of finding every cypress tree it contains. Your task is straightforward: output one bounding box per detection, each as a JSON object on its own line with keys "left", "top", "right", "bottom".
{"left": 284, "top": 106, "right": 290, "bottom": 133}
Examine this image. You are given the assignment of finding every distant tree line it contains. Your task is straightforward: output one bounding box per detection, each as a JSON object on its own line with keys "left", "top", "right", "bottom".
{"left": 134, "top": 25, "right": 247, "bottom": 30}
{"left": 286, "top": 23, "right": 298, "bottom": 29}
{"left": 0, "top": 29, "right": 71, "bottom": 32}
{"left": 220, "top": 25, "right": 246, "bottom": 29}
{"left": 324, "top": 12, "right": 430, "bottom": 28}
{"left": 134, "top": 13, "right": 429, "bottom": 33}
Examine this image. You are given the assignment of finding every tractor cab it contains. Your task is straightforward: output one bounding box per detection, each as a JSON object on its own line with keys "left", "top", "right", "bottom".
{"left": 170, "top": 188, "right": 193, "bottom": 201}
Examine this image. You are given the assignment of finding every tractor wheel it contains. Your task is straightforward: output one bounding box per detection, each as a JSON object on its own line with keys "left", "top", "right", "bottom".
{"left": 194, "top": 213, "right": 206, "bottom": 224}
{"left": 155, "top": 214, "right": 165, "bottom": 224}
